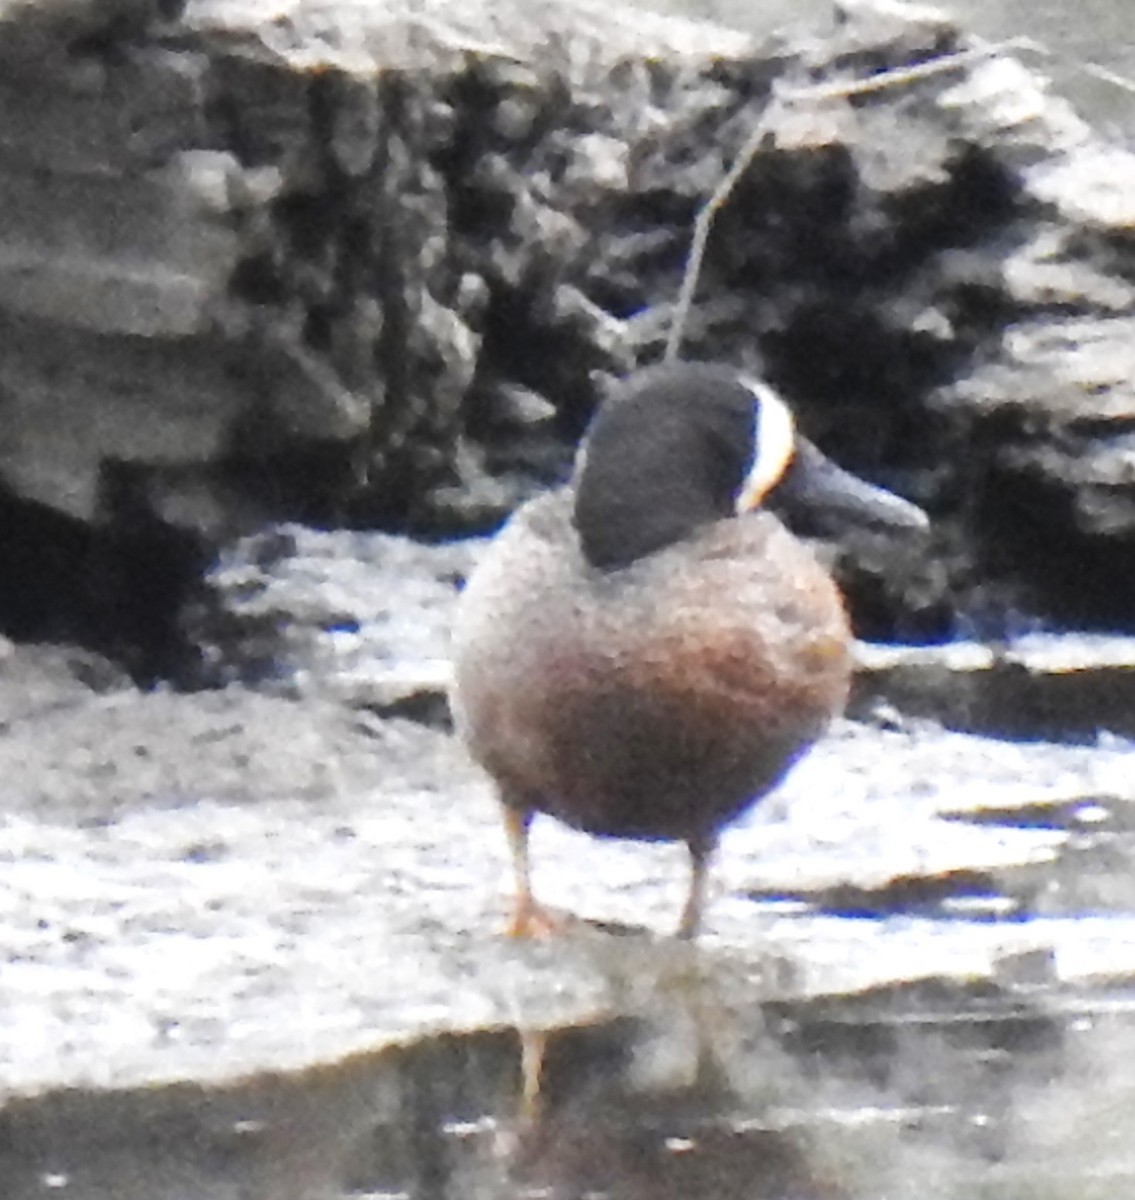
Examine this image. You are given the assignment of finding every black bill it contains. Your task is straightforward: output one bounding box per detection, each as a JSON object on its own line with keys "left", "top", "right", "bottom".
{"left": 769, "top": 438, "right": 929, "bottom": 537}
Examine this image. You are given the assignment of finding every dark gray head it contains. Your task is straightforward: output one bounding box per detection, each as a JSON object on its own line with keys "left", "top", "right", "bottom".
{"left": 572, "top": 363, "right": 927, "bottom": 571}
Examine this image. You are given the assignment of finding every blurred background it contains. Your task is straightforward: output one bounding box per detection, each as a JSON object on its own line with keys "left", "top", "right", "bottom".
{"left": 649, "top": 0, "right": 1135, "bottom": 139}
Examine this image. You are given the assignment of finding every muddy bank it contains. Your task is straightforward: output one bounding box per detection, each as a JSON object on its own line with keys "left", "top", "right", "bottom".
{"left": 1, "top": 644, "right": 1135, "bottom": 1193}
{"left": 2, "top": 521, "right": 1133, "bottom": 1100}
{"left": 1, "top": 632, "right": 1133, "bottom": 1098}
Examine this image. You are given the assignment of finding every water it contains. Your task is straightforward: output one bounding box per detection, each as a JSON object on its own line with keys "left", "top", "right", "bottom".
{"left": 5, "top": 983, "right": 1135, "bottom": 1199}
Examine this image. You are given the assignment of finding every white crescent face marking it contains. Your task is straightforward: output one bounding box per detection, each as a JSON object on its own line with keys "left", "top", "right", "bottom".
{"left": 735, "top": 378, "right": 796, "bottom": 512}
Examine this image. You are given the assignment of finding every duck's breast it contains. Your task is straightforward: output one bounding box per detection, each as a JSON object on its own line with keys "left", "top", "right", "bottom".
{"left": 451, "top": 491, "right": 851, "bottom": 840}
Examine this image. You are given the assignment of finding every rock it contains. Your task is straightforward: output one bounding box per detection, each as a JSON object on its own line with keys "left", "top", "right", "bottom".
{"left": 0, "top": 0, "right": 183, "bottom": 62}
{"left": 0, "top": 671, "right": 1133, "bottom": 1100}
{"left": 852, "top": 633, "right": 1135, "bottom": 740}
{"left": 184, "top": 523, "right": 472, "bottom": 714}
{"left": 1, "top": 0, "right": 1135, "bottom": 644}
{"left": 0, "top": 641, "right": 130, "bottom": 728}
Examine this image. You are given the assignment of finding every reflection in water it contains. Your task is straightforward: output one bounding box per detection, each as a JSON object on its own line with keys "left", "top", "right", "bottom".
{"left": 502, "top": 1017, "right": 842, "bottom": 1200}
{"left": 5, "top": 960, "right": 1135, "bottom": 1199}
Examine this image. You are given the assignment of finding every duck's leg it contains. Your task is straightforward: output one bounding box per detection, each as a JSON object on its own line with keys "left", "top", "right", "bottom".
{"left": 677, "top": 834, "right": 716, "bottom": 939}
{"left": 502, "top": 803, "right": 560, "bottom": 938}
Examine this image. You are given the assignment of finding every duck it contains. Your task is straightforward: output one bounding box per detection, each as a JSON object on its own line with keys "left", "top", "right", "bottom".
{"left": 450, "top": 362, "right": 927, "bottom": 938}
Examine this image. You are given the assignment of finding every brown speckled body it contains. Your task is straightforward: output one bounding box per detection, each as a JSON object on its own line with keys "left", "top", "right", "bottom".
{"left": 451, "top": 488, "right": 852, "bottom": 846}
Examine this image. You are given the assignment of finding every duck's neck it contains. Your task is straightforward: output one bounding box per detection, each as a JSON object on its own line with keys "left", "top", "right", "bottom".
{"left": 572, "top": 391, "right": 754, "bottom": 571}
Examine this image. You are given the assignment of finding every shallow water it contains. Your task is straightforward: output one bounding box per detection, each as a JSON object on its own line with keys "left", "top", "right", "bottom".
{"left": 6, "top": 977, "right": 1135, "bottom": 1200}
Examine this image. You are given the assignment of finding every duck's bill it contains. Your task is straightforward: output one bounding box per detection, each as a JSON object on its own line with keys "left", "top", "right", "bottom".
{"left": 764, "top": 438, "right": 929, "bottom": 535}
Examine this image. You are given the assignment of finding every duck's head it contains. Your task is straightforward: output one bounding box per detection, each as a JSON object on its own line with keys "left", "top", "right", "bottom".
{"left": 572, "top": 363, "right": 928, "bottom": 571}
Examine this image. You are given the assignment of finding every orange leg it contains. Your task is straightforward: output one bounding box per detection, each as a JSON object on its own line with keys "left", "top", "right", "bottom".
{"left": 502, "top": 805, "right": 560, "bottom": 938}
{"left": 676, "top": 835, "right": 716, "bottom": 939}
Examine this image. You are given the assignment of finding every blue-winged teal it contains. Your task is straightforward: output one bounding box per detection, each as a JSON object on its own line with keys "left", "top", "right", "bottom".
{"left": 451, "top": 363, "right": 927, "bottom": 938}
